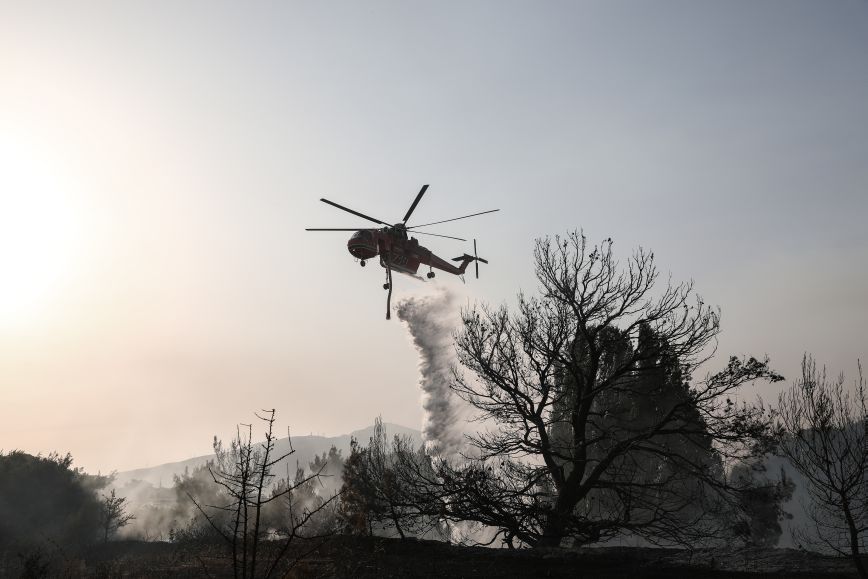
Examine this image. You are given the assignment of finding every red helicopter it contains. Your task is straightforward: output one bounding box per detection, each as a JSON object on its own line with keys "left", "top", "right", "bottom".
{"left": 306, "top": 184, "right": 498, "bottom": 318}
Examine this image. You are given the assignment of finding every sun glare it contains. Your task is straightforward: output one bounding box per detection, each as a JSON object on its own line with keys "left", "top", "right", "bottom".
{"left": 0, "top": 140, "right": 81, "bottom": 328}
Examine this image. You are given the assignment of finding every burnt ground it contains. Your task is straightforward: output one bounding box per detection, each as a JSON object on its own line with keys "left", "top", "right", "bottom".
{"left": 0, "top": 536, "right": 863, "bottom": 579}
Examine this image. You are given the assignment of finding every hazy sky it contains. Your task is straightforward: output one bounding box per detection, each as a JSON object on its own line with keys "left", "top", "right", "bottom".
{"left": 1, "top": 1, "right": 866, "bottom": 473}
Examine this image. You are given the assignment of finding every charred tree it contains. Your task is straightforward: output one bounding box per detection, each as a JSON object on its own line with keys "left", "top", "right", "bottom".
{"left": 186, "top": 410, "right": 336, "bottom": 579}
{"left": 440, "top": 232, "right": 782, "bottom": 548}
{"left": 776, "top": 356, "right": 868, "bottom": 579}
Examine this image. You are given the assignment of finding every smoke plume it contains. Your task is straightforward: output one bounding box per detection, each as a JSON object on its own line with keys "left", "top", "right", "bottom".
{"left": 395, "top": 287, "right": 466, "bottom": 456}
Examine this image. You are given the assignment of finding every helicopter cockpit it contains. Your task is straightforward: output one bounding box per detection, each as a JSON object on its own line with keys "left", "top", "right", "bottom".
{"left": 347, "top": 230, "right": 378, "bottom": 260}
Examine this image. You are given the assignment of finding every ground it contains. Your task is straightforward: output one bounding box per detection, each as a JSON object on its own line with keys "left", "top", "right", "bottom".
{"left": 0, "top": 537, "right": 862, "bottom": 578}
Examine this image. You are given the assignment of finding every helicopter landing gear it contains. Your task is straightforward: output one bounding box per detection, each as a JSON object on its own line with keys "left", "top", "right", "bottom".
{"left": 360, "top": 260, "right": 366, "bottom": 267}
{"left": 384, "top": 261, "right": 393, "bottom": 320}
{"left": 427, "top": 271, "right": 435, "bottom": 279}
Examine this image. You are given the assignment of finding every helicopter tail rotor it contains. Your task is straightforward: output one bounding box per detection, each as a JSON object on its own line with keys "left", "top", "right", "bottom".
{"left": 451, "top": 239, "right": 488, "bottom": 279}
{"left": 473, "top": 239, "right": 488, "bottom": 279}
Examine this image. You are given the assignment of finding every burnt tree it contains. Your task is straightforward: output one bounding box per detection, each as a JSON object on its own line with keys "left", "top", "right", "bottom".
{"left": 446, "top": 232, "right": 782, "bottom": 547}
{"left": 187, "top": 410, "right": 335, "bottom": 579}
{"left": 776, "top": 356, "right": 868, "bottom": 579}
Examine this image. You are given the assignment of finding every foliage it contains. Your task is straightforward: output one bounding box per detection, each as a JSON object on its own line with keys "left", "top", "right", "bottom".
{"left": 99, "top": 489, "right": 136, "bottom": 543}
{"left": 172, "top": 461, "right": 225, "bottom": 541}
{"left": 0, "top": 451, "right": 108, "bottom": 549}
{"left": 309, "top": 445, "right": 346, "bottom": 497}
{"left": 339, "top": 418, "right": 443, "bottom": 539}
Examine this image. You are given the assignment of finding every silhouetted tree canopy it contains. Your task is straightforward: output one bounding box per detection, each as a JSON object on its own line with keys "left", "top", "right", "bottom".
{"left": 0, "top": 451, "right": 108, "bottom": 548}
{"left": 339, "top": 418, "right": 441, "bottom": 539}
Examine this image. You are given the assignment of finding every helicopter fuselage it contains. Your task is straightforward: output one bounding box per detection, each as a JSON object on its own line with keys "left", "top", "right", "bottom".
{"left": 347, "top": 228, "right": 471, "bottom": 276}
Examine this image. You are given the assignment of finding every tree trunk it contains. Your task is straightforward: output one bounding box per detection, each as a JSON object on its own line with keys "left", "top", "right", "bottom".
{"left": 843, "top": 502, "right": 868, "bottom": 579}
{"left": 390, "top": 505, "right": 405, "bottom": 539}
{"left": 537, "top": 508, "right": 569, "bottom": 548}
{"left": 536, "top": 478, "right": 585, "bottom": 548}
{"left": 536, "top": 526, "right": 564, "bottom": 548}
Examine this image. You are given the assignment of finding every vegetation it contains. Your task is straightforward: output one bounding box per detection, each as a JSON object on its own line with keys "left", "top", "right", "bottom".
{"left": 181, "top": 409, "right": 338, "bottom": 579}
{"left": 340, "top": 418, "right": 442, "bottom": 539}
{"left": 776, "top": 356, "right": 868, "bottom": 578}
{"left": 99, "top": 489, "right": 136, "bottom": 543}
{"left": 0, "top": 450, "right": 138, "bottom": 576}
{"left": 0, "top": 451, "right": 110, "bottom": 549}
{"left": 262, "top": 445, "right": 343, "bottom": 539}
{"left": 421, "top": 232, "right": 782, "bottom": 547}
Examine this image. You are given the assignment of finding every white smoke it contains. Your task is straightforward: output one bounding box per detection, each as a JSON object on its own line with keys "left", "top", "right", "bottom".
{"left": 395, "top": 287, "right": 466, "bottom": 457}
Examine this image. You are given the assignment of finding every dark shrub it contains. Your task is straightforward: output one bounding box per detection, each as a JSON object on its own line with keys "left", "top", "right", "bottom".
{"left": 0, "top": 451, "right": 105, "bottom": 548}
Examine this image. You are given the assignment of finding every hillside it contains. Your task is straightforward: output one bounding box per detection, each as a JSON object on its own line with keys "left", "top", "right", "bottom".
{"left": 113, "top": 422, "right": 422, "bottom": 488}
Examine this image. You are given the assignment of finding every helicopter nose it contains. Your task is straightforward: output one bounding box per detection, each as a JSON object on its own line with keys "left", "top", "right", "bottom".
{"left": 348, "top": 246, "right": 377, "bottom": 259}
{"left": 347, "top": 238, "right": 377, "bottom": 260}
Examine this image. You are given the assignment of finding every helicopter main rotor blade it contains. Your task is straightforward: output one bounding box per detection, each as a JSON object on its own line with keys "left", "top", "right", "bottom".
{"left": 320, "top": 198, "right": 393, "bottom": 226}
{"left": 402, "top": 184, "right": 429, "bottom": 224}
{"left": 407, "top": 208, "right": 499, "bottom": 229}
{"left": 305, "top": 228, "right": 377, "bottom": 231}
{"left": 413, "top": 231, "right": 467, "bottom": 242}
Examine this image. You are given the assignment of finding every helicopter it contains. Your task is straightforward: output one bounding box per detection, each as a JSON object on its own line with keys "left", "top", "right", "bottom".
{"left": 306, "top": 184, "right": 498, "bottom": 319}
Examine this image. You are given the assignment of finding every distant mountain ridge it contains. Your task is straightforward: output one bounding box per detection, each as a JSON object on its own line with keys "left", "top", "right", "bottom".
{"left": 114, "top": 422, "right": 422, "bottom": 488}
